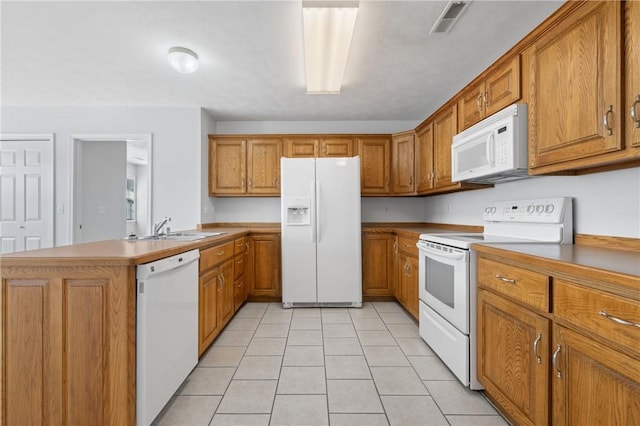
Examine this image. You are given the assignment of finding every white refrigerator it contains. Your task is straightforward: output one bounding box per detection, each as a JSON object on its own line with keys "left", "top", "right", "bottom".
{"left": 281, "top": 157, "right": 362, "bottom": 308}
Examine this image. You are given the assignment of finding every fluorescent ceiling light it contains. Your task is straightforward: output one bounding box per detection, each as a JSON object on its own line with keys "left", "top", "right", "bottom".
{"left": 303, "top": 2, "right": 359, "bottom": 94}
{"left": 167, "top": 46, "right": 199, "bottom": 73}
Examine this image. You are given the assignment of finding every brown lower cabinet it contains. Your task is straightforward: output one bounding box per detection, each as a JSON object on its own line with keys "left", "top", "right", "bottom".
{"left": 477, "top": 254, "right": 640, "bottom": 426}
{"left": 247, "top": 232, "right": 282, "bottom": 299}
{"left": 362, "top": 232, "right": 395, "bottom": 297}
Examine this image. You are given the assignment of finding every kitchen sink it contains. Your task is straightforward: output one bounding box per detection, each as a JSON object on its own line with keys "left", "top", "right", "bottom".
{"left": 124, "top": 231, "right": 226, "bottom": 241}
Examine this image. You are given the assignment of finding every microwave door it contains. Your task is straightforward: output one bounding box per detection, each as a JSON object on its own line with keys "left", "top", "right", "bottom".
{"left": 452, "top": 128, "right": 494, "bottom": 181}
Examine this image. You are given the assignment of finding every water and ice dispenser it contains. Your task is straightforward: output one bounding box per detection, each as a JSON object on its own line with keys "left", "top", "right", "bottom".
{"left": 285, "top": 197, "right": 311, "bottom": 226}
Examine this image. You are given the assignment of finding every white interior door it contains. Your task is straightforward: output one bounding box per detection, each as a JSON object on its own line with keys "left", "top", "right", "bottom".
{"left": 0, "top": 135, "right": 54, "bottom": 253}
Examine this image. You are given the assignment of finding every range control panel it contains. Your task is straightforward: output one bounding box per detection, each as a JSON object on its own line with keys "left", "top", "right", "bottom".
{"left": 483, "top": 197, "right": 572, "bottom": 224}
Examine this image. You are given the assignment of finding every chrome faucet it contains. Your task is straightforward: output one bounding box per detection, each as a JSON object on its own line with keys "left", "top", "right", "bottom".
{"left": 152, "top": 216, "right": 171, "bottom": 236}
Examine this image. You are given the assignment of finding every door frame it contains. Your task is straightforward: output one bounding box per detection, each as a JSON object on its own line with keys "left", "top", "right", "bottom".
{"left": 0, "top": 133, "right": 55, "bottom": 250}
{"left": 69, "top": 133, "right": 152, "bottom": 243}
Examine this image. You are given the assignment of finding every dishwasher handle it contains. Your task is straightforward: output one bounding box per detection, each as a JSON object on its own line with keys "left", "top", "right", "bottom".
{"left": 136, "top": 249, "right": 200, "bottom": 280}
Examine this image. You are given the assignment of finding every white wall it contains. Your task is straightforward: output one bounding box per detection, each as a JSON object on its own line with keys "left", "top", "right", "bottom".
{"left": 423, "top": 167, "right": 640, "bottom": 238}
{"left": 1, "top": 106, "right": 202, "bottom": 246}
{"left": 200, "top": 109, "right": 217, "bottom": 224}
{"left": 216, "top": 120, "right": 419, "bottom": 135}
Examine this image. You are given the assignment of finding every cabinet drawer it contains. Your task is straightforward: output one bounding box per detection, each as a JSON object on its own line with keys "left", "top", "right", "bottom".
{"left": 200, "top": 241, "right": 235, "bottom": 273}
{"left": 477, "top": 257, "right": 550, "bottom": 312}
{"left": 554, "top": 279, "right": 640, "bottom": 353}
{"left": 234, "top": 254, "right": 246, "bottom": 280}
{"left": 234, "top": 237, "right": 247, "bottom": 255}
{"left": 397, "top": 236, "right": 418, "bottom": 257}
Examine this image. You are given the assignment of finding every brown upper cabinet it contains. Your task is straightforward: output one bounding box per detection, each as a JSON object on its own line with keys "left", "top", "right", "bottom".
{"left": 626, "top": 1, "right": 640, "bottom": 149}
{"left": 209, "top": 137, "right": 246, "bottom": 195}
{"left": 247, "top": 138, "right": 282, "bottom": 195}
{"left": 458, "top": 55, "right": 521, "bottom": 131}
{"left": 358, "top": 136, "right": 392, "bottom": 195}
{"left": 433, "top": 105, "right": 458, "bottom": 189}
{"left": 527, "top": 1, "right": 630, "bottom": 173}
{"left": 415, "top": 121, "right": 434, "bottom": 193}
{"left": 284, "top": 138, "right": 318, "bottom": 158}
{"left": 319, "top": 137, "right": 355, "bottom": 157}
{"left": 392, "top": 131, "right": 416, "bottom": 195}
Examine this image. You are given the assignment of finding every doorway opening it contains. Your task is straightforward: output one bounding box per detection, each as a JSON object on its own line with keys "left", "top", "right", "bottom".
{"left": 70, "top": 134, "right": 152, "bottom": 244}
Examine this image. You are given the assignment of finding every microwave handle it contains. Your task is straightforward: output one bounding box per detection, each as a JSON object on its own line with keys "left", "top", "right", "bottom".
{"left": 486, "top": 130, "right": 495, "bottom": 166}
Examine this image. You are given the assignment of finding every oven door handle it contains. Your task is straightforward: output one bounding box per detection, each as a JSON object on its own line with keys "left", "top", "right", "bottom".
{"left": 417, "top": 243, "right": 467, "bottom": 261}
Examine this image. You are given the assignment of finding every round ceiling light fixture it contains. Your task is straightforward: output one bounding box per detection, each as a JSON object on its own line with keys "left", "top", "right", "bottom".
{"left": 167, "top": 46, "right": 199, "bottom": 73}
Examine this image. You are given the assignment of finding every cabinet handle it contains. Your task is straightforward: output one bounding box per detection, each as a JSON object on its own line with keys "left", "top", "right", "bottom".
{"left": 484, "top": 91, "right": 489, "bottom": 108}
{"left": 408, "top": 176, "right": 413, "bottom": 186}
{"left": 217, "top": 251, "right": 224, "bottom": 257}
{"left": 495, "top": 274, "right": 516, "bottom": 285}
{"left": 598, "top": 310, "right": 640, "bottom": 328}
{"left": 217, "top": 275, "right": 223, "bottom": 292}
{"left": 476, "top": 93, "right": 483, "bottom": 112}
{"left": 552, "top": 344, "right": 562, "bottom": 378}
{"left": 631, "top": 95, "right": 640, "bottom": 128}
{"left": 393, "top": 241, "right": 398, "bottom": 253}
{"left": 245, "top": 242, "right": 249, "bottom": 253}
{"left": 323, "top": 144, "right": 327, "bottom": 155}
{"left": 603, "top": 105, "right": 613, "bottom": 136}
{"left": 237, "top": 258, "right": 243, "bottom": 264}
{"left": 533, "top": 333, "right": 542, "bottom": 364}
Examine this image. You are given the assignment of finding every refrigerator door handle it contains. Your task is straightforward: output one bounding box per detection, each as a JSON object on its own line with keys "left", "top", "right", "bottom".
{"left": 310, "top": 180, "right": 316, "bottom": 243}
{"left": 316, "top": 180, "right": 321, "bottom": 243}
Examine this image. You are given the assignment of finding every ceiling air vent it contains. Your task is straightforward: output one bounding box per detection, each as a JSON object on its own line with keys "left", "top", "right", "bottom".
{"left": 429, "top": 1, "right": 470, "bottom": 34}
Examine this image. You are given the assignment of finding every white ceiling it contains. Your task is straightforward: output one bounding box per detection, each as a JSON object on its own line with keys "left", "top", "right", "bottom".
{"left": 1, "top": 1, "right": 562, "bottom": 122}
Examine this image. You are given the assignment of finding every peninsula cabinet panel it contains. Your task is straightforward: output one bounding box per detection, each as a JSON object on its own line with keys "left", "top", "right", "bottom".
{"left": 217, "top": 259, "right": 235, "bottom": 327}
{"left": 433, "top": 105, "right": 458, "bottom": 189}
{"left": 552, "top": 325, "right": 640, "bottom": 426}
{"left": 392, "top": 132, "right": 415, "bottom": 194}
{"left": 247, "top": 139, "right": 282, "bottom": 195}
{"left": 2, "top": 265, "right": 135, "bottom": 426}
{"left": 319, "top": 137, "right": 354, "bottom": 157}
{"left": 358, "top": 137, "right": 391, "bottom": 195}
{"left": 626, "top": 0, "right": 640, "bottom": 148}
{"left": 528, "top": 1, "right": 623, "bottom": 171}
{"left": 478, "top": 288, "right": 550, "bottom": 426}
{"left": 285, "top": 138, "right": 318, "bottom": 158}
{"left": 415, "top": 122, "right": 434, "bottom": 193}
{"left": 362, "top": 232, "right": 394, "bottom": 296}
{"left": 209, "top": 137, "right": 246, "bottom": 195}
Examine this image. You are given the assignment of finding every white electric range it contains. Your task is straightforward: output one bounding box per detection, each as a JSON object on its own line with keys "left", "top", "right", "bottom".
{"left": 416, "top": 197, "right": 573, "bottom": 389}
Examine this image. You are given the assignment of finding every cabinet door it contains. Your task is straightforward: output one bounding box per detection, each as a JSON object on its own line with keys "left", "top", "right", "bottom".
{"left": 433, "top": 105, "right": 458, "bottom": 189}
{"left": 362, "top": 233, "right": 393, "bottom": 296}
{"left": 234, "top": 276, "right": 246, "bottom": 312}
{"left": 552, "top": 325, "right": 640, "bottom": 426}
{"left": 626, "top": 1, "right": 640, "bottom": 148}
{"left": 199, "top": 268, "right": 219, "bottom": 355}
{"left": 285, "top": 138, "right": 318, "bottom": 158}
{"left": 477, "top": 288, "right": 550, "bottom": 426}
{"left": 529, "top": 1, "right": 622, "bottom": 168}
{"left": 397, "top": 254, "right": 409, "bottom": 307}
{"left": 359, "top": 137, "right": 391, "bottom": 195}
{"left": 218, "top": 259, "right": 235, "bottom": 327}
{"left": 247, "top": 139, "right": 282, "bottom": 195}
{"left": 415, "top": 122, "right": 434, "bottom": 193}
{"left": 249, "top": 234, "right": 282, "bottom": 298}
{"left": 406, "top": 256, "right": 419, "bottom": 320}
{"left": 209, "top": 138, "right": 246, "bottom": 195}
{"left": 458, "top": 82, "right": 485, "bottom": 131}
{"left": 484, "top": 55, "right": 521, "bottom": 117}
{"left": 392, "top": 132, "right": 415, "bottom": 194}
{"left": 319, "top": 138, "right": 354, "bottom": 157}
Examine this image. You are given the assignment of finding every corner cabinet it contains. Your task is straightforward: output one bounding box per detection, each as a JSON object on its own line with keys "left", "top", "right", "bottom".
{"left": 248, "top": 232, "right": 282, "bottom": 299}
{"left": 415, "top": 121, "right": 434, "bottom": 193}
{"left": 527, "top": 1, "right": 630, "bottom": 172}
{"left": 361, "top": 231, "right": 394, "bottom": 297}
{"left": 433, "top": 105, "right": 458, "bottom": 189}
{"left": 358, "top": 137, "right": 392, "bottom": 195}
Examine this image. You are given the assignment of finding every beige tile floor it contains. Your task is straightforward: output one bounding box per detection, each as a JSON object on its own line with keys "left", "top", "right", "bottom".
{"left": 153, "top": 302, "right": 508, "bottom": 426}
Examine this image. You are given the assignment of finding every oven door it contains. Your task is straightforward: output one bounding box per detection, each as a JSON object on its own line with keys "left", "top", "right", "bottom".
{"left": 417, "top": 241, "right": 469, "bottom": 334}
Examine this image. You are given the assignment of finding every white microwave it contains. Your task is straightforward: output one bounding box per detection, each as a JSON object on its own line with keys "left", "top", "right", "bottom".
{"left": 451, "top": 103, "right": 528, "bottom": 184}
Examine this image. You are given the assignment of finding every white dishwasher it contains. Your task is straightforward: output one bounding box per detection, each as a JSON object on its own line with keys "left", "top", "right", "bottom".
{"left": 136, "top": 249, "right": 200, "bottom": 426}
